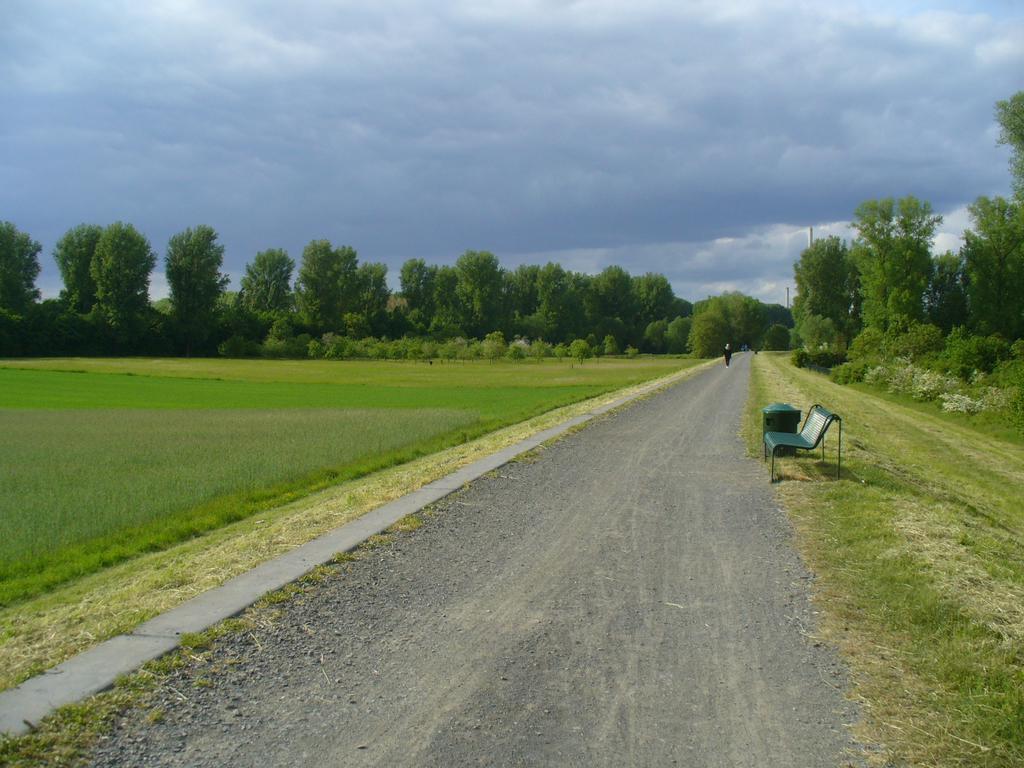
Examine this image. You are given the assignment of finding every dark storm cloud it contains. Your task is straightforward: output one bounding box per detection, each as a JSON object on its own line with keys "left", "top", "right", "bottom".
{"left": 2, "top": 0, "right": 1021, "bottom": 302}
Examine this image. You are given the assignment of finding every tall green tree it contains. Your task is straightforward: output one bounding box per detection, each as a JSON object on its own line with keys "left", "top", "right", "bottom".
{"left": 688, "top": 299, "right": 731, "bottom": 357}
{"left": 764, "top": 303, "right": 795, "bottom": 329}
{"left": 0, "top": 221, "right": 41, "bottom": 314}
{"left": 961, "top": 196, "right": 1024, "bottom": 340}
{"left": 643, "top": 319, "right": 668, "bottom": 353}
{"left": 792, "top": 236, "right": 859, "bottom": 345}
{"left": 727, "top": 292, "right": 769, "bottom": 348}
{"left": 851, "top": 196, "right": 941, "bottom": 331}
{"left": 295, "top": 240, "right": 358, "bottom": 331}
{"left": 91, "top": 222, "right": 156, "bottom": 343}
{"left": 762, "top": 324, "right": 790, "bottom": 351}
{"left": 240, "top": 248, "right": 294, "bottom": 314}
{"left": 534, "top": 262, "right": 579, "bottom": 342}
{"left": 633, "top": 273, "right": 676, "bottom": 328}
{"left": 588, "top": 265, "right": 636, "bottom": 345}
{"left": 925, "top": 251, "right": 969, "bottom": 333}
{"left": 430, "top": 265, "right": 463, "bottom": 337}
{"left": 166, "top": 225, "right": 229, "bottom": 356}
{"left": 505, "top": 264, "right": 541, "bottom": 322}
{"left": 996, "top": 91, "right": 1024, "bottom": 199}
{"left": 355, "top": 261, "right": 390, "bottom": 336}
{"left": 53, "top": 224, "right": 102, "bottom": 313}
{"left": 665, "top": 315, "right": 692, "bottom": 353}
{"left": 399, "top": 258, "right": 437, "bottom": 331}
{"left": 455, "top": 250, "right": 503, "bottom": 338}
{"left": 689, "top": 292, "right": 770, "bottom": 356}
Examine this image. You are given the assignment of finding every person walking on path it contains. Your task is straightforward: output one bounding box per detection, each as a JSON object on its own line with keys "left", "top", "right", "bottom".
{"left": 723, "top": 342, "right": 732, "bottom": 367}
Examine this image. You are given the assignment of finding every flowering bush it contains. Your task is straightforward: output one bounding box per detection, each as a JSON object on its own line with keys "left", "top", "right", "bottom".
{"left": 863, "top": 359, "right": 1013, "bottom": 417}
{"left": 980, "top": 387, "right": 1012, "bottom": 411}
{"left": 940, "top": 393, "right": 984, "bottom": 414}
{"left": 910, "top": 369, "right": 960, "bottom": 401}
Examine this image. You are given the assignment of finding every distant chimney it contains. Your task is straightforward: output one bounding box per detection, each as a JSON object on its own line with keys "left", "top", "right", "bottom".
{"left": 809, "top": 226, "right": 814, "bottom": 247}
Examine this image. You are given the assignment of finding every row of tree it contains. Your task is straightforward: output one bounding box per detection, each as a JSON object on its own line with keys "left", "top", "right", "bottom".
{"left": 793, "top": 92, "right": 1024, "bottom": 353}
{"left": 0, "top": 218, "right": 792, "bottom": 358}
{"left": 792, "top": 195, "right": 1024, "bottom": 349}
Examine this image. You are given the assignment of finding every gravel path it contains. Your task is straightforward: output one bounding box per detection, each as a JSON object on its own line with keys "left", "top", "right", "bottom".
{"left": 87, "top": 353, "right": 863, "bottom": 767}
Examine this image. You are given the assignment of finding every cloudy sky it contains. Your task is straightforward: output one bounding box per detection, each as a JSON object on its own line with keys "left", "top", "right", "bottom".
{"left": 3, "top": 0, "right": 1022, "bottom": 305}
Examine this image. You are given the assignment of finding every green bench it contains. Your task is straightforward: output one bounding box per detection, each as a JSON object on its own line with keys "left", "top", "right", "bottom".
{"left": 763, "top": 403, "right": 842, "bottom": 483}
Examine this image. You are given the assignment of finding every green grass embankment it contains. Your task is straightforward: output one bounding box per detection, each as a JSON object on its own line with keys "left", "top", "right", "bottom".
{"left": 749, "top": 352, "right": 1024, "bottom": 767}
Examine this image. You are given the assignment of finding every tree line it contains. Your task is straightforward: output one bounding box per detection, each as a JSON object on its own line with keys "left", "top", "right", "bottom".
{"left": 792, "top": 91, "right": 1024, "bottom": 356}
{"left": 790, "top": 91, "right": 1024, "bottom": 430}
{"left": 0, "top": 220, "right": 794, "bottom": 360}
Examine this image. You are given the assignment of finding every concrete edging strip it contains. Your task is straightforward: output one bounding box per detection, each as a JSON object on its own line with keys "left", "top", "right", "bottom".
{"left": 0, "top": 372, "right": 683, "bottom": 736}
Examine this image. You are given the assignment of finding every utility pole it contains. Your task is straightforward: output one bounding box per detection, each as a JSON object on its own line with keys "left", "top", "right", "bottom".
{"left": 809, "top": 226, "right": 814, "bottom": 247}
{"left": 786, "top": 287, "right": 790, "bottom": 309}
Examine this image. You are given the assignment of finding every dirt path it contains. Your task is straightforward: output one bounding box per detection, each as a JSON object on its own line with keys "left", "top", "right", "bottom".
{"left": 87, "top": 353, "right": 862, "bottom": 767}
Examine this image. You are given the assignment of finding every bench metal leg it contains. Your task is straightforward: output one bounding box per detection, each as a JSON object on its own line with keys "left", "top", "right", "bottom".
{"left": 837, "top": 419, "right": 842, "bottom": 479}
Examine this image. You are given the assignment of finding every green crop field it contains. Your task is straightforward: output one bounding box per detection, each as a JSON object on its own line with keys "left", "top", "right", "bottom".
{"left": 0, "top": 357, "right": 690, "bottom": 605}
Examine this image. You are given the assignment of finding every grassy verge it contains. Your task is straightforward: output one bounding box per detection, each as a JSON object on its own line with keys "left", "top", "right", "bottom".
{"left": 748, "top": 352, "right": 1024, "bottom": 767}
{"left": 0, "top": 360, "right": 711, "bottom": 694}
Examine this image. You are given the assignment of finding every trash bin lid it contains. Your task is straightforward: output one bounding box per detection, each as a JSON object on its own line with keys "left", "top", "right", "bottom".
{"left": 762, "top": 402, "right": 800, "bottom": 413}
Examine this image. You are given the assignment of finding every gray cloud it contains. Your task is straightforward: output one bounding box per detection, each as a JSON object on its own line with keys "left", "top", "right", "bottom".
{"left": 3, "top": 0, "right": 1021, "bottom": 302}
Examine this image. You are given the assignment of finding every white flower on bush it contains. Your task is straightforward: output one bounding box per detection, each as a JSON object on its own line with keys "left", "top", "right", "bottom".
{"left": 910, "top": 369, "right": 959, "bottom": 401}
{"left": 863, "top": 359, "right": 1014, "bottom": 415}
{"left": 864, "top": 365, "right": 889, "bottom": 386}
{"left": 980, "top": 387, "right": 1011, "bottom": 410}
{"left": 885, "top": 359, "right": 917, "bottom": 394}
{"left": 940, "top": 393, "right": 984, "bottom": 414}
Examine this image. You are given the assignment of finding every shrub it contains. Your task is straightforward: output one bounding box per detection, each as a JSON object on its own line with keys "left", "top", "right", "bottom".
{"left": 529, "top": 339, "right": 552, "bottom": 359}
{"left": 321, "top": 333, "right": 350, "bottom": 359}
{"left": 569, "top": 339, "right": 592, "bottom": 363}
{"left": 792, "top": 348, "right": 846, "bottom": 370}
{"left": 665, "top": 316, "right": 691, "bottom": 353}
{"left": 481, "top": 331, "right": 507, "bottom": 360}
{"left": 420, "top": 340, "right": 438, "bottom": 359}
{"left": 625, "top": 345, "right": 639, "bottom": 358}
{"left": 943, "top": 328, "right": 1011, "bottom": 379}
{"left": 762, "top": 323, "right": 789, "bottom": 351}
{"left": 830, "top": 360, "right": 872, "bottom": 384}
{"left": 887, "top": 322, "right": 945, "bottom": 363}
{"left": 260, "top": 336, "right": 290, "bottom": 358}
{"left": 848, "top": 327, "right": 885, "bottom": 363}
{"left": 1011, "top": 386, "right": 1024, "bottom": 432}
{"left": 940, "top": 393, "right": 984, "bottom": 415}
{"left": 438, "top": 338, "right": 466, "bottom": 360}
{"left": 798, "top": 314, "right": 838, "bottom": 350}
{"left": 909, "top": 369, "right": 959, "bottom": 401}
{"left": 218, "top": 335, "right": 259, "bottom": 358}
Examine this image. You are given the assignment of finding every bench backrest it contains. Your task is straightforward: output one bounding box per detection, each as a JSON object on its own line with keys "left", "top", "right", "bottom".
{"left": 798, "top": 404, "right": 839, "bottom": 447}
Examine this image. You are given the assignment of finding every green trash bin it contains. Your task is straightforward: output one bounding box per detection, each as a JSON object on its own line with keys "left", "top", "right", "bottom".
{"left": 762, "top": 403, "right": 802, "bottom": 456}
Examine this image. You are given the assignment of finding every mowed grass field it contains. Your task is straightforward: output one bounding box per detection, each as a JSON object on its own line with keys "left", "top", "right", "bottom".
{"left": 1, "top": 357, "right": 690, "bottom": 606}
{"left": 748, "top": 353, "right": 1024, "bottom": 767}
